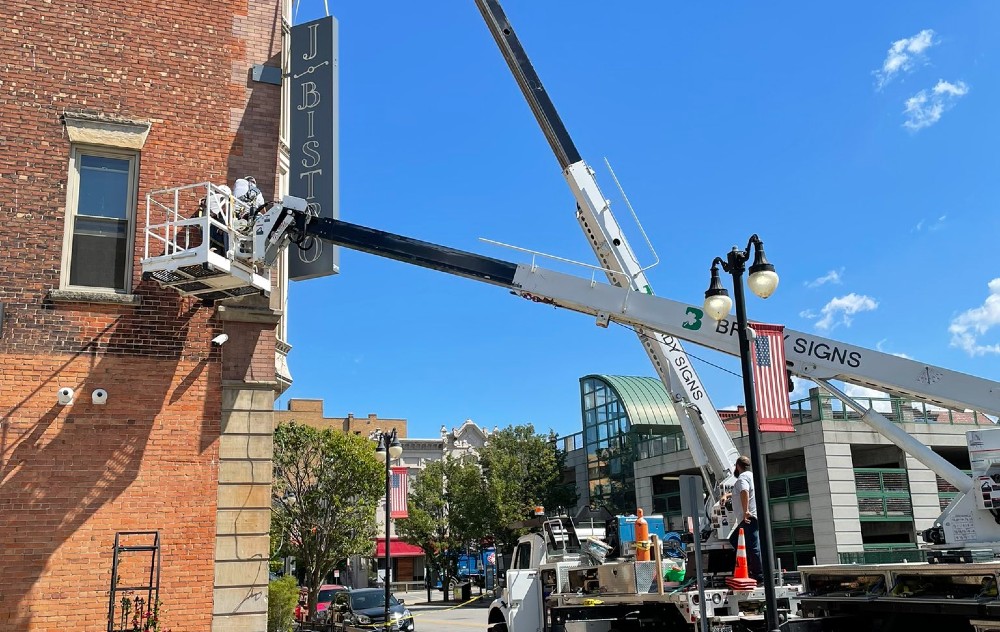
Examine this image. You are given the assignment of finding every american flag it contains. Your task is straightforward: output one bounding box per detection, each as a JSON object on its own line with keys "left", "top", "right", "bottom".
{"left": 389, "top": 466, "right": 409, "bottom": 519}
{"left": 750, "top": 322, "right": 794, "bottom": 432}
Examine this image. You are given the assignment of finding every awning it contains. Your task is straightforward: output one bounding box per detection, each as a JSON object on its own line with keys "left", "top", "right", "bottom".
{"left": 375, "top": 538, "right": 425, "bottom": 557}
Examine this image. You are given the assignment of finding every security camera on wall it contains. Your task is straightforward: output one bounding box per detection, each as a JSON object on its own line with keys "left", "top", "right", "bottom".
{"left": 57, "top": 387, "right": 75, "bottom": 406}
{"left": 92, "top": 389, "right": 108, "bottom": 405}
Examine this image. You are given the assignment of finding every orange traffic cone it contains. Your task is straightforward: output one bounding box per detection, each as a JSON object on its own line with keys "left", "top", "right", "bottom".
{"left": 726, "top": 528, "right": 758, "bottom": 591}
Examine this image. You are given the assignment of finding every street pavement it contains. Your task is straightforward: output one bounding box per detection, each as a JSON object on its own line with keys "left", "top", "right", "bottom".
{"left": 396, "top": 589, "right": 492, "bottom": 631}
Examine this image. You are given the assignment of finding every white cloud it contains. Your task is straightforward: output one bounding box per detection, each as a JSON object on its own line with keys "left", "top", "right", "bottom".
{"left": 935, "top": 80, "right": 968, "bottom": 97}
{"left": 789, "top": 376, "right": 812, "bottom": 402}
{"left": 949, "top": 278, "right": 1000, "bottom": 356}
{"left": 799, "top": 308, "right": 817, "bottom": 320}
{"left": 875, "top": 29, "right": 936, "bottom": 89}
{"left": 806, "top": 268, "right": 844, "bottom": 288}
{"left": 914, "top": 214, "right": 948, "bottom": 232}
{"left": 844, "top": 383, "right": 893, "bottom": 413}
{"left": 903, "top": 80, "right": 968, "bottom": 131}
{"left": 815, "top": 293, "right": 879, "bottom": 331}
{"left": 875, "top": 339, "right": 913, "bottom": 359}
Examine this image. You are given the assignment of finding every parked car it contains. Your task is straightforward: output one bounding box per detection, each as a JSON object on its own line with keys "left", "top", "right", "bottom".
{"left": 322, "top": 588, "right": 413, "bottom": 632}
{"left": 294, "top": 584, "right": 347, "bottom": 624}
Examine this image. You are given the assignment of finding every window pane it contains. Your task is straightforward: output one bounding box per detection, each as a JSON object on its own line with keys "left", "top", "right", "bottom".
{"left": 794, "top": 525, "right": 814, "bottom": 544}
{"left": 70, "top": 217, "right": 128, "bottom": 289}
{"left": 78, "top": 155, "right": 130, "bottom": 219}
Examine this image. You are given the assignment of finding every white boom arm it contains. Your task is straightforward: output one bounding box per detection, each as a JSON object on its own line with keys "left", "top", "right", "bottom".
{"left": 474, "top": 0, "right": 742, "bottom": 507}
{"left": 254, "top": 197, "right": 996, "bottom": 545}
{"left": 510, "top": 263, "right": 989, "bottom": 492}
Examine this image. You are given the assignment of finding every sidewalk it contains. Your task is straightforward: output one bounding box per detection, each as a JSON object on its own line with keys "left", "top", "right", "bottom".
{"left": 395, "top": 589, "right": 493, "bottom": 610}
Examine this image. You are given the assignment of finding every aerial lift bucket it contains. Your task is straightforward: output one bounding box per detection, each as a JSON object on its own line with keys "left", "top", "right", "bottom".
{"left": 140, "top": 182, "right": 270, "bottom": 302}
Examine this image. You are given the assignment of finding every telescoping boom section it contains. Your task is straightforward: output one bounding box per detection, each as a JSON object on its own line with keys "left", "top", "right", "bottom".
{"left": 255, "top": 202, "right": 995, "bottom": 501}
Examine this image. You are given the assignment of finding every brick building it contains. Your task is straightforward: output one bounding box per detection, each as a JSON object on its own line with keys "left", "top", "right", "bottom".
{"left": 276, "top": 399, "right": 409, "bottom": 437}
{"left": 1, "top": 1, "right": 293, "bottom": 630}
{"left": 557, "top": 376, "right": 991, "bottom": 570}
{"left": 275, "top": 399, "right": 493, "bottom": 585}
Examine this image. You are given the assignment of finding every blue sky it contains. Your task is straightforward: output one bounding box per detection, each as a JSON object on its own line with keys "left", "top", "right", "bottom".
{"left": 281, "top": 1, "right": 1000, "bottom": 439}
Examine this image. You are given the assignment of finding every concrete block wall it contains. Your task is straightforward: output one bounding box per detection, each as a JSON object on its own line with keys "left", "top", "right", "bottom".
{"left": 213, "top": 385, "right": 274, "bottom": 632}
{"left": 215, "top": 311, "right": 281, "bottom": 632}
{"left": 905, "top": 454, "right": 945, "bottom": 535}
{"left": 804, "top": 442, "right": 863, "bottom": 562}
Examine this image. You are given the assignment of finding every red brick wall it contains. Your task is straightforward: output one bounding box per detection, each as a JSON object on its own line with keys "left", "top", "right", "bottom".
{"left": 222, "top": 320, "right": 277, "bottom": 383}
{"left": 274, "top": 402, "right": 410, "bottom": 436}
{"left": 0, "top": 354, "right": 221, "bottom": 631}
{"left": 0, "top": 0, "right": 283, "bottom": 630}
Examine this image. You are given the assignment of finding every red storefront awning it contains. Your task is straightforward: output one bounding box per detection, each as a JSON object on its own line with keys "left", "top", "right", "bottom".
{"left": 375, "top": 538, "right": 425, "bottom": 557}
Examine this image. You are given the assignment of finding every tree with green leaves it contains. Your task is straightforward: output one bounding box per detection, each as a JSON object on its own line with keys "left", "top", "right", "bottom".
{"left": 272, "top": 423, "right": 385, "bottom": 619}
{"left": 396, "top": 457, "right": 486, "bottom": 598}
{"left": 478, "top": 424, "right": 579, "bottom": 550}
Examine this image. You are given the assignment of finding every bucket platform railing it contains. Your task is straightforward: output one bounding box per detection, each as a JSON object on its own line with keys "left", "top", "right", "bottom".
{"left": 141, "top": 182, "right": 270, "bottom": 302}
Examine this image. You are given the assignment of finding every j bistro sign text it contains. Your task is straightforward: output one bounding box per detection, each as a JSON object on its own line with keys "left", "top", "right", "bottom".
{"left": 289, "top": 15, "right": 340, "bottom": 279}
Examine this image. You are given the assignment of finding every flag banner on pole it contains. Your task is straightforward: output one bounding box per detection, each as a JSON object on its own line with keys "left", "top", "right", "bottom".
{"left": 749, "top": 322, "right": 794, "bottom": 432}
{"left": 389, "top": 466, "right": 409, "bottom": 519}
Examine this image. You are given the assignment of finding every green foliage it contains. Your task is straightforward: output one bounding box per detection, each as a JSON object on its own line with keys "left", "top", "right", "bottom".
{"left": 396, "top": 459, "right": 476, "bottom": 587}
{"left": 267, "top": 576, "right": 300, "bottom": 632}
{"left": 478, "top": 424, "right": 579, "bottom": 548}
{"left": 400, "top": 424, "right": 578, "bottom": 564}
{"left": 272, "top": 423, "right": 385, "bottom": 618}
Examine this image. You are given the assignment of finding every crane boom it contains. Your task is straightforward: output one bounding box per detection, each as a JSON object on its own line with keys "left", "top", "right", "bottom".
{"left": 473, "top": 0, "right": 740, "bottom": 499}
{"left": 256, "top": 206, "right": 984, "bottom": 501}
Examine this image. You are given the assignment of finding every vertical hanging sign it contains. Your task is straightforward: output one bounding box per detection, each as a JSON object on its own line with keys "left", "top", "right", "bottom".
{"left": 289, "top": 15, "right": 340, "bottom": 280}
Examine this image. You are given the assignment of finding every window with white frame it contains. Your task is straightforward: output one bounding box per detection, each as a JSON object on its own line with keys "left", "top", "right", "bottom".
{"left": 61, "top": 147, "right": 139, "bottom": 292}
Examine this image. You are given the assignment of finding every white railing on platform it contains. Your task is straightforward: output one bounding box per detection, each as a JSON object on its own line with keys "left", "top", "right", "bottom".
{"left": 141, "top": 182, "right": 271, "bottom": 299}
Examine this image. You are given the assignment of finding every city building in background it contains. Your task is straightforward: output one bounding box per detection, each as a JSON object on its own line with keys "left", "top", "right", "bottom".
{"left": 558, "top": 376, "right": 986, "bottom": 569}
{"left": 275, "top": 399, "right": 492, "bottom": 584}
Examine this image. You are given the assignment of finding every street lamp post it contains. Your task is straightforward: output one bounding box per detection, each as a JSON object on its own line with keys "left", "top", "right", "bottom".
{"left": 703, "top": 234, "right": 781, "bottom": 632}
{"left": 375, "top": 429, "right": 403, "bottom": 630}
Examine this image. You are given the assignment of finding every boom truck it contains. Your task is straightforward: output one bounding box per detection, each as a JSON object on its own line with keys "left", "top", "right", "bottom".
{"left": 143, "top": 174, "right": 1000, "bottom": 632}
{"left": 136, "top": 1, "right": 1000, "bottom": 631}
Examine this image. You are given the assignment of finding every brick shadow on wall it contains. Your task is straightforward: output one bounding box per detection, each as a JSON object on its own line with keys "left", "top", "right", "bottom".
{"left": 0, "top": 298, "right": 219, "bottom": 631}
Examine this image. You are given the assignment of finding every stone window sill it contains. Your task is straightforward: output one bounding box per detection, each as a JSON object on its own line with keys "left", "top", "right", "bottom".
{"left": 47, "top": 289, "right": 142, "bottom": 306}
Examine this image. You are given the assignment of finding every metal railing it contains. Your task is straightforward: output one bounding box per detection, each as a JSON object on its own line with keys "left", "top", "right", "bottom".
{"left": 557, "top": 394, "right": 991, "bottom": 464}
{"left": 557, "top": 431, "right": 585, "bottom": 452}
{"left": 855, "top": 468, "right": 912, "bottom": 521}
{"left": 839, "top": 547, "right": 927, "bottom": 564}
{"left": 722, "top": 393, "right": 991, "bottom": 439}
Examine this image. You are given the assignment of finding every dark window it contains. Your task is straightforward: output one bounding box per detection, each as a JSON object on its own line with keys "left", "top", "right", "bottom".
{"left": 65, "top": 150, "right": 137, "bottom": 291}
{"left": 513, "top": 543, "right": 533, "bottom": 569}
